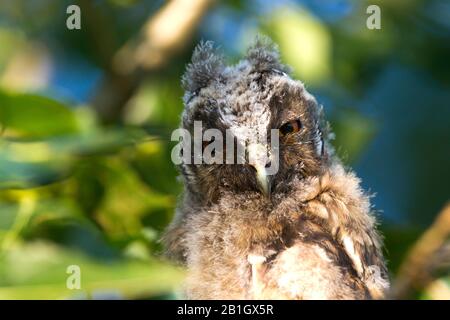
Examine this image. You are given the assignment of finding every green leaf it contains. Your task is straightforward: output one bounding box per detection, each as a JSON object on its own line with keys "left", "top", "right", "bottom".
{"left": 0, "top": 155, "right": 70, "bottom": 189}
{"left": 0, "top": 242, "right": 184, "bottom": 299}
{"left": 0, "top": 90, "right": 79, "bottom": 138}
{"left": 92, "top": 157, "right": 174, "bottom": 241}
{"left": 45, "top": 128, "right": 148, "bottom": 156}
{"left": 0, "top": 128, "right": 149, "bottom": 189}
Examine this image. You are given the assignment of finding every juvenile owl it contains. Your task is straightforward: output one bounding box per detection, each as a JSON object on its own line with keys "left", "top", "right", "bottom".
{"left": 163, "top": 38, "right": 389, "bottom": 299}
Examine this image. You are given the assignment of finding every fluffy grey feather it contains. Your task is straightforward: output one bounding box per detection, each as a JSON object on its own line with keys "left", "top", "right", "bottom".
{"left": 181, "top": 41, "right": 225, "bottom": 97}
{"left": 246, "top": 36, "right": 290, "bottom": 74}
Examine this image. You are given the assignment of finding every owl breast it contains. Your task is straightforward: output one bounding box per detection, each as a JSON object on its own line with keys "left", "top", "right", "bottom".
{"left": 182, "top": 200, "right": 369, "bottom": 300}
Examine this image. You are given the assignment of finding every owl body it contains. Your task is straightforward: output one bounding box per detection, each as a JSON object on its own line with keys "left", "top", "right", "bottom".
{"left": 163, "top": 39, "right": 389, "bottom": 299}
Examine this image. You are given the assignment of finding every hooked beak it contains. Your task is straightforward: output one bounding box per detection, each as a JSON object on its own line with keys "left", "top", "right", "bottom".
{"left": 248, "top": 143, "right": 272, "bottom": 198}
{"left": 253, "top": 163, "right": 271, "bottom": 198}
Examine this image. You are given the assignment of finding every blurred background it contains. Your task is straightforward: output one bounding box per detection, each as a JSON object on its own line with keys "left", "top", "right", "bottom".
{"left": 0, "top": 0, "right": 449, "bottom": 299}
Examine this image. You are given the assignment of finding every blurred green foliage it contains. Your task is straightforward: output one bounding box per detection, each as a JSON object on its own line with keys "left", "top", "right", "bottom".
{"left": 0, "top": 97, "right": 182, "bottom": 298}
{"left": 0, "top": 0, "right": 448, "bottom": 299}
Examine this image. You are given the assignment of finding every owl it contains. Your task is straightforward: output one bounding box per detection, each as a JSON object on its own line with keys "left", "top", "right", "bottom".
{"left": 163, "top": 38, "right": 390, "bottom": 300}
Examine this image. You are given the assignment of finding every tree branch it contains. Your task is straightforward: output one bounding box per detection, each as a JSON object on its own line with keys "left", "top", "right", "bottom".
{"left": 391, "top": 202, "right": 450, "bottom": 299}
{"left": 91, "top": 0, "right": 213, "bottom": 124}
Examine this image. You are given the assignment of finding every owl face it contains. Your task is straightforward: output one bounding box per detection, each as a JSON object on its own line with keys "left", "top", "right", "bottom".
{"left": 179, "top": 39, "right": 328, "bottom": 203}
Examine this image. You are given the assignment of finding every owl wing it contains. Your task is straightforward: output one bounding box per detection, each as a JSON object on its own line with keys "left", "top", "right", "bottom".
{"left": 248, "top": 238, "right": 369, "bottom": 300}
{"left": 295, "top": 166, "right": 390, "bottom": 298}
{"left": 303, "top": 199, "right": 390, "bottom": 299}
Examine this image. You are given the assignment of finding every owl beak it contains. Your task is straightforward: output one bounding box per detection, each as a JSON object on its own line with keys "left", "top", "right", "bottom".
{"left": 254, "top": 164, "right": 271, "bottom": 198}
{"left": 248, "top": 143, "right": 272, "bottom": 198}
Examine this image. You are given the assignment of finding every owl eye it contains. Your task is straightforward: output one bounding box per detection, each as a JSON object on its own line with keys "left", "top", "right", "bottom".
{"left": 279, "top": 119, "right": 302, "bottom": 136}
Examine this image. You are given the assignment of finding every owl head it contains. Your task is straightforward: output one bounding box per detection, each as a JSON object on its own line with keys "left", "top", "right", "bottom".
{"left": 177, "top": 37, "right": 332, "bottom": 204}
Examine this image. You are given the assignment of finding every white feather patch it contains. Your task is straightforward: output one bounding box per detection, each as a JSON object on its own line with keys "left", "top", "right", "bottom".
{"left": 316, "top": 137, "right": 323, "bottom": 156}
{"left": 342, "top": 236, "right": 364, "bottom": 276}
{"left": 247, "top": 254, "right": 267, "bottom": 298}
